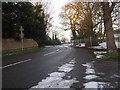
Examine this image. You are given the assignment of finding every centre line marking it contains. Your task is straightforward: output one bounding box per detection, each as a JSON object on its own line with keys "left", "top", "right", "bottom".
{"left": 44, "top": 49, "right": 60, "bottom": 56}
{"left": 0, "top": 59, "right": 32, "bottom": 69}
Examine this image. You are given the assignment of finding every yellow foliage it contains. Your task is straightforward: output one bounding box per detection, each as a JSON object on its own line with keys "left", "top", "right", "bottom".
{"left": 60, "top": 2, "right": 102, "bottom": 38}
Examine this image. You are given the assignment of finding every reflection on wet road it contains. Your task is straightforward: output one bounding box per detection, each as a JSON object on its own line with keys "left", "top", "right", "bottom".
{"left": 2, "top": 44, "right": 120, "bottom": 88}
{"left": 82, "top": 61, "right": 120, "bottom": 88}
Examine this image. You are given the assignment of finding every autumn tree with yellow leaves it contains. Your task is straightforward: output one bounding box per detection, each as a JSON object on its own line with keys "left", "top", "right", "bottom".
{"left": 60, "top": 1, "right": 118, "bottom": 53}
{"left": 60, "top": 2, "right": 102, "bottom": 46}
{"left": 60, "top": 2, "right": 83, "bottom": 39}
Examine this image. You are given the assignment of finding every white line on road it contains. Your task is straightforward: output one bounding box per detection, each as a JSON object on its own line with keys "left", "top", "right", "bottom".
{"left": 0, "top": 59, "right": 32, "bottom": 69}
{"left": 44, "top": 49, "right": 60, "bottom": 56}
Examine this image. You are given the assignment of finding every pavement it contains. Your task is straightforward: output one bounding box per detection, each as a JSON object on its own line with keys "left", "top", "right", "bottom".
{"left": 2, "top": 44, "right": 120, "bottom": 89}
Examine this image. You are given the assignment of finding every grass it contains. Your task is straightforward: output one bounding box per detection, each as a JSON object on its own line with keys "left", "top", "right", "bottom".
{"left": 100, "top": 52, "right": 120, "bottom": 59}
{"left": 2, "top": 47, "right": 44, "bottom": 56}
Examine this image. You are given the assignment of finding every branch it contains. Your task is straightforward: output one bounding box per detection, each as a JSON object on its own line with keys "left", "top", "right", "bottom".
{"left": 110, "top": 2, "right": 117, "bottom": 12}
{"left": 112, "top": 17, "right": 120, "bottom": 22}
{"left": 92, "top": 20, "right": 103, "bottom": 28}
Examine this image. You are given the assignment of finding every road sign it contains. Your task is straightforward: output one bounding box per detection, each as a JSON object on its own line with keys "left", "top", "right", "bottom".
{"left": 19, "top": 26, "right": 24, "bottom": 50}
{"left": 20, "top": 26, "right": 24, "bottom": 39}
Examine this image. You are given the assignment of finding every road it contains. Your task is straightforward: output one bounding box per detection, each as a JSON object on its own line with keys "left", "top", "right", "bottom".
{"left": 2, "top": 44, "right": 120, "bottom": 89}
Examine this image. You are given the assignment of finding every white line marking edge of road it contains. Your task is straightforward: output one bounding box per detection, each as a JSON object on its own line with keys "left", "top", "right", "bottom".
{"left": 0, "top": 59, "right": 32, "bottom": 69}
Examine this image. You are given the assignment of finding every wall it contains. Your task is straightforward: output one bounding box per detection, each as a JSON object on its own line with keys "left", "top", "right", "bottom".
{"left": 2, "top": 39, "right": 38, "bottom": 52}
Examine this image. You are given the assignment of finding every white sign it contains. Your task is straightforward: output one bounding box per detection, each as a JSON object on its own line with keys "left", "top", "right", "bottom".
{"left": 20, "top": 26, "right": 24, "bottom": 39}
{"left": 19, "top": 26, "right": 24, "bottom": 50}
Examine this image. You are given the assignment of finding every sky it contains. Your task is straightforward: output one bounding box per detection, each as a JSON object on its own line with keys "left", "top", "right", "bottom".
{"left": 50, "top": 0, "right": 68, "bottom": 26}
{"left": 50, "top": 0, "right": 72, "bottom": 41}
{"left": 32, "top": 0, "right": 72, "bottom": 41}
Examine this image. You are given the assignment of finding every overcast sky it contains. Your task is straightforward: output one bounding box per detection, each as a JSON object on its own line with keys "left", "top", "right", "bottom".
{"left": 50, "top": 0, "right": 68, "bottom": 26}
{"left": 50, "top": 0, "right": 72, "bottom": 41}
{"left": 32, "top": 0, "right": 72, "bottom": 41}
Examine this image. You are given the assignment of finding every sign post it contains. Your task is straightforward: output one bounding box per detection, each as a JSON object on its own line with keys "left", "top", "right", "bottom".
{"left": 19, "top": 26, "right": 24, "bottom": 50}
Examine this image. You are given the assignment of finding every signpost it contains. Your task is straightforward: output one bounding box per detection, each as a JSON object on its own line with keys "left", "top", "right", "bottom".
{"left": 19, "top": 26, "right": 24, "bottom": 50}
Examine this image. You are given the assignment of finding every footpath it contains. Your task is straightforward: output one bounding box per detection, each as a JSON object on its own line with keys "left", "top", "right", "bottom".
{"left": 67, "top": 47, "right": 120, "bottom": 89}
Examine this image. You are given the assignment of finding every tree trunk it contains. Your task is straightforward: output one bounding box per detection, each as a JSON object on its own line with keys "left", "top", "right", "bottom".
{"left": 71, "top": 30, "right": 77, "bottom": 39}
{"left": 71, "top": 23, "right": 77, "bottom": 39}
{"left": 102, "top": 2, "right": 117, "bottom": 53}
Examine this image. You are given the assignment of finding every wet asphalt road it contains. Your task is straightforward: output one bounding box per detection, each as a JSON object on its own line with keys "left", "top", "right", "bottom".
{"left": 2, "top": 44, "right": 120, "bottom": 89}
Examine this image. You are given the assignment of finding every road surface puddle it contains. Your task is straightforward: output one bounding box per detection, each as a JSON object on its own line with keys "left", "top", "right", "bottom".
{"left": 96, "top": 55, "right": 104, "bottom": 59}
{"left": 31, "top": 58, "right": 78, "bottom": 88}
{"left": 82, "top": 61, "right": 99, "bottom": 81}
{"left": 58, "top": 59, "right": 75, "bottom": 73}
{"left": 94, "top": 51, "right": 107, "bottom": 55}
{"left": 82, "top": 61, "right": 110, "bottom": 88}
{"left": 94, "top": 51, "right": 107, "bottom": 59}
{"left": 83, "top": 81, "right": 109, "bottom": 88}
{"left": 82, "top": 61, "right": 95, "bottom": 74}
{"left": 83, "top": 75, "right": 99, "bottom": 80}
{"left": 110, "top": 74, "right": 120, "bottom": 78}
{"left": 31, "top": 72, "right": 77, "bottom": 88}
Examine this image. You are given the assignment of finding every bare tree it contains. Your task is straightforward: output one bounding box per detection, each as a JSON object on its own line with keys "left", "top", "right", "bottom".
{"left": 41, "top": 0, "right": 54, "bottom": 33}
{"left": 101, "top": 2, "right": 117, "bottom": 53}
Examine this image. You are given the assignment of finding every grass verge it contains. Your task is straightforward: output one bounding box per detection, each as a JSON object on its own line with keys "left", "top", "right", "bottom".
{"left": 100, "top": 52, "right": 120, "bottom": 59}
{"left": 2, "top": 47, "right": 44, "bottom": 56}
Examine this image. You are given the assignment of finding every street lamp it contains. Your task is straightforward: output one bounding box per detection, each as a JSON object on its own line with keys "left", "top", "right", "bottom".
{"left": 19, "top": 26, "right": 24, "bottom": 50}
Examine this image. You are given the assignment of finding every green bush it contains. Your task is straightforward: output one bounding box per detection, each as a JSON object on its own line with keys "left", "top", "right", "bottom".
{"left": 101, "top": 52, "right": 120, "bottom": 59}
{"left": 46, "top": 40, "right": 61, "bottom": 45}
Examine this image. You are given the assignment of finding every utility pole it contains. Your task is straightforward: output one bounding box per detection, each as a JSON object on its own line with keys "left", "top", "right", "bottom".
{"left": 19, "top": 26, "right": 24, "bottom": 50}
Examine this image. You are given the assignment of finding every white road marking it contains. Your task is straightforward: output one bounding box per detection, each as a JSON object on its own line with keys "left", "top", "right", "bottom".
{"left": 0, "top": 59, "right": 32, "bottom": 69}
{"left": 44, "top": 49, "right": 60, "bottom": 56}
{"left": 44, "top": 46, "right": 71, "bottom": 56}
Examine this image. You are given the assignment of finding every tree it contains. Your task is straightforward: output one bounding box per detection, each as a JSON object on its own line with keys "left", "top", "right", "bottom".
{"left": 2, "top": 2, "right": 48, "bottom": 46}
{"left": 60, "top": 2, "right": 102, "bottom": 46}
{"left": 60, "top": 2, "right": 83, "bottom": 39}
{"left": 101, "top": 2, "right": 117, "bottom": 53}
{"left": 32, "top": 2, "right": 48, "bottom": 46}
{"left": 40, "top": 0, "right": 54, "bottom": 38}
{"left": 2, "top": 2, "right": 35, "bottom": 39}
